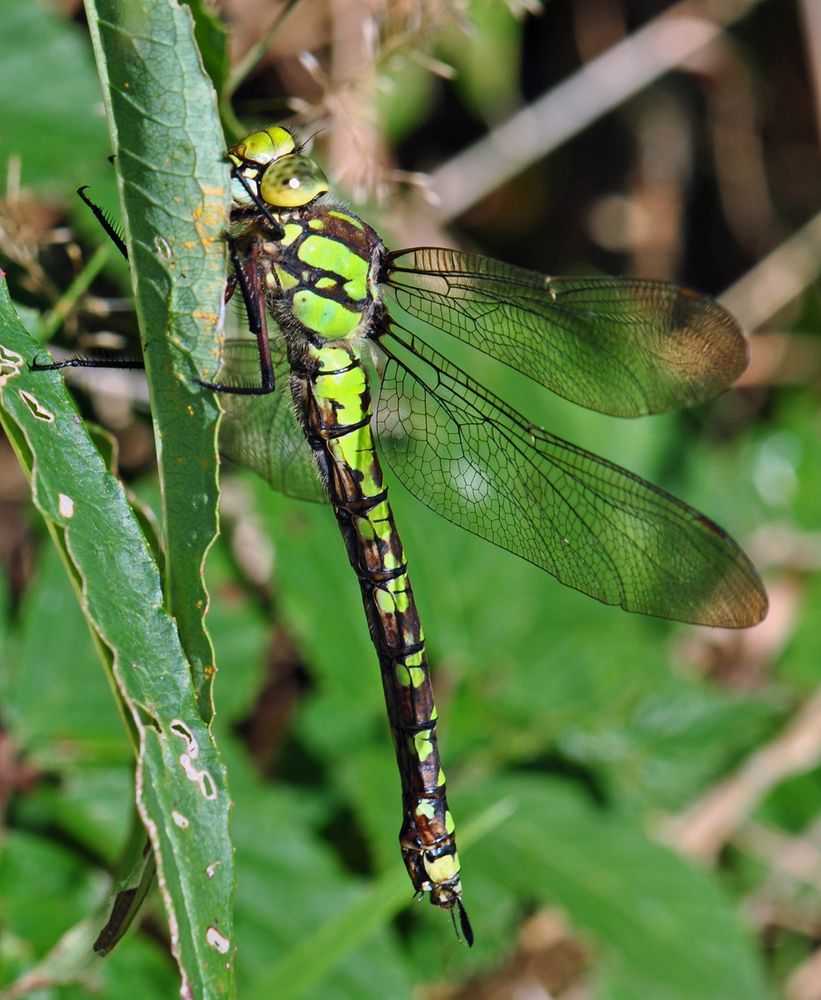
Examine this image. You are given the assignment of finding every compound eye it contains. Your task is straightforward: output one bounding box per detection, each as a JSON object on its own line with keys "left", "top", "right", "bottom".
{"left": 259, "top": 154, "right": 329, "bottom": 208}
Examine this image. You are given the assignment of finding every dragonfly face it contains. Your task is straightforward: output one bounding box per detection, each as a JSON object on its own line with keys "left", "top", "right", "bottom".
{"left": 229, "top": 125, "right": 329, "bottom": 212}
{"left": 218, "top": 124, "right": 767, "bottom": 945}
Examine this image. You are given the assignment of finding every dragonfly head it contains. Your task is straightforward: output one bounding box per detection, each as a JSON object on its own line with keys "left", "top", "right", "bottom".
{"left": 229, "top": 125, "right": 329, "bottom": 212}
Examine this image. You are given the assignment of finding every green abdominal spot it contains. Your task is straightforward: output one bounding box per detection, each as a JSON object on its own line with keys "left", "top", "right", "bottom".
{"left": 330, "top": 432, "right": 381, "bottom": 496}
{"left": 311, "top": 344, "right": 355, "bottom": 371}
{"left": 425, "top": 852, "right": 460, "bottom": 882}
{"left": 292, "top": 290, "right": 361, "bottom": 337}
{"left": 396, "top": 662, "right": 426, "bottom": 687}
{"left": 413, "top": 731, "right": 434, "bottom": 761}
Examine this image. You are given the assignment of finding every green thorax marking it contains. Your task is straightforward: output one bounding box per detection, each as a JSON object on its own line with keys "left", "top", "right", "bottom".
{"left": 269, "top": 205, "right": 379, "bottom": 342}
{"left": 297, "top": 235, "right": 368, "bottom": 301}
{"left": 281, "top": 223, "right": 302, "bottom": 246}
{"left": 329, "top": 210, "right": 364, "bottom": 230}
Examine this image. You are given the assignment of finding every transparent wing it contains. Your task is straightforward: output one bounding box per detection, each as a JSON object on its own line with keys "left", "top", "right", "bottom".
{"left": 382, "top": 249, "right": 749, "bottom": 419}
{"left": 217, "top": 339, "right": 326, "bottom": 503}
{"left": 374, "top": 323, "right": 767, "bottom": 627}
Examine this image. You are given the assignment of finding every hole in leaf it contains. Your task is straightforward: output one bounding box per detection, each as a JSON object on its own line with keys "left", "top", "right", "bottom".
{"left": 19, "top": 390, "right": 54, "bottom": 422}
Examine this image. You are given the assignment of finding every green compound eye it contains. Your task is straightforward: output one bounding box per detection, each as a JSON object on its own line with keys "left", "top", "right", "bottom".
{"left": 230, "top": 126, "right": 296, "bottom": 169}
{"left": 259, "top": 154, "right": 329, "bottom": 208}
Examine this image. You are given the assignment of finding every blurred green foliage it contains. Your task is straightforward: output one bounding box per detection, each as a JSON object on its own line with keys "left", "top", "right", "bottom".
{"left": 1, "top": 1, "right": 820, "bottom": 998}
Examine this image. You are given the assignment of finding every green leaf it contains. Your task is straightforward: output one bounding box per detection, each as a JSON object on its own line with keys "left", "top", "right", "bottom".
{"left": 81, "top": 0, "right": 233, "bottom": 988}
{"left": 0, "top": 0, "right": 110, "bottom": 193}
{"left": 0, "top": 899, "right": 179, "bottom": 998}
{"left": 82, "top": 0, "right": 228, "bottom": 718}
{"left": 243, "top": 796, "right": 509, "bottom": 999}
{"left": 8, "top": 540, "right": 125, "bottom": 764}
{"left": 0, "top": 830, "right": 100, "bottom": 958}
{"left": 461, "top": 776, "right": 768, "bottom": 1000}
{"left": 0, "top": 285, "right": 232, "bottom": 993}
{"left": 442, "top": 0, "right": 528, "bottom": 121}
{"left": 225, "top": 747, "right": 416, "bottom": 1000}
{"left": 183, "top": 0, "right": 231, "bottom": 93}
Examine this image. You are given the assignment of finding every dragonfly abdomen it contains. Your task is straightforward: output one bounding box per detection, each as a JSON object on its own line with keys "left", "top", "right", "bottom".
{"left": 292, "top": 335, "right": 470, "bottom": 938}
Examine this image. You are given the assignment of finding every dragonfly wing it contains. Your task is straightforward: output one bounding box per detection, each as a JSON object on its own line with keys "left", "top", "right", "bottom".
{"left": 217, "top": 339, "right": 326, "bottom": 503}
{"left": 382, "top": 249, "right": 749, "bottom": 418}
{"left": 374, "top": 323, "right": 767, "bottom": 627}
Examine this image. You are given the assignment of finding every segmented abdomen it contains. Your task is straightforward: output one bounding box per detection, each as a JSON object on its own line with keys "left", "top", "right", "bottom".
{"left": 291, "top": 335, "right": 466, "bottom": 920}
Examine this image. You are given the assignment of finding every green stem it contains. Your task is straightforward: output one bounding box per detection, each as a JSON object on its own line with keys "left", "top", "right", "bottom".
{"left": 223, "top": 0, "right": 301, "bottom": 102}
{"left": 37, "top": 242, "right": 111, "bottom": 343}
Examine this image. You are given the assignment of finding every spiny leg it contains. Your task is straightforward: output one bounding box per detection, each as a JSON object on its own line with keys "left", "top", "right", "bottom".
{"left": 30, "top": 188, "right": 275, "bottom": 395}
{"left": 233, "top": 171, "right": 285, "bottom": 240}
{"left": 29, "top": 186, "right": 134, "bottom": 373}
{"left": 197, "top": 237, "right": 276, "bottom": 396}
{"left": 77, "top": 185, "right": 128, "bottom": 260}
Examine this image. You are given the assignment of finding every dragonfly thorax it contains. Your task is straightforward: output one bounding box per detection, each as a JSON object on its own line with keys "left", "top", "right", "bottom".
{"left": 260, "top": 204, "right": 383, "bottom": 344}
{"left": 228, "top": 127, "right": 381, "bottom": 344}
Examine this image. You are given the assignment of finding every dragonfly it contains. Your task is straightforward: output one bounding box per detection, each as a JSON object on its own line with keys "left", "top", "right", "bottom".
{"left": 46, "top": 124, "right": 768, "bottom": 945}
{"left": 214, "top": 124, "right": 768, "bottom": 943}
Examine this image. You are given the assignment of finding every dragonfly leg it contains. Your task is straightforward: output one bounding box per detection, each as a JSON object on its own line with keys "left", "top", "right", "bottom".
{"left": 29, "top": 186, "right": 137, "bottom": 374}
{"left": 30, "top": 355, "right": 145, "bottom": 373}
{"left": 77, "top": 186, "right": 128, "bottom": 260}
{"left": 197, "top": 237, "right": 276, "bottom": 396}
{"left": 232, "top": 170, "right": 285, "bottom": 240}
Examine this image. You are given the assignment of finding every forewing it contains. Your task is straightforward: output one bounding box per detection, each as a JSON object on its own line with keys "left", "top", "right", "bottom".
{"left": 217, "top": 339, "right": 326, "bottom": 503}
{"left": 382, "top": 249, "right": 749, "bottom": 418}
{"left": 374, "top": 323, "right": 767, "bottom": 627}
